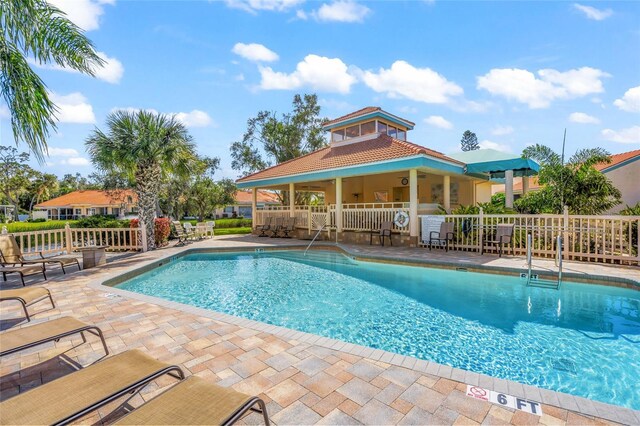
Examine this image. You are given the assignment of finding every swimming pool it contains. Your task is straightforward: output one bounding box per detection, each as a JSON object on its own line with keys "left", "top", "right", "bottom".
{"left": 114, "top": 250, "right": 640, "bottom": 410}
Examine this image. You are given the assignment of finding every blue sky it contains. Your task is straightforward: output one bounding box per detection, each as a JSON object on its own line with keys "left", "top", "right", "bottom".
{"left": 1, "top": 0, "right": 639, "bottom": 178}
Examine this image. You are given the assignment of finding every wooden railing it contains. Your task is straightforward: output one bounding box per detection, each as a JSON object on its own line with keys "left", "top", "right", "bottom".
{"left": 5, "top": 225, "right": 143, "bottom": 255}
{"left": 421, "top": 210, "right": 640, "bottom": 265}
{"left": 340, "top": 206, "right": 410, "bottom": 233}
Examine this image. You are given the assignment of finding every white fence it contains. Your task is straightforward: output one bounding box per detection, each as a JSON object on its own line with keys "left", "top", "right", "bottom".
{"left": 5, "top": 225, "right": 142, "bottom": 255}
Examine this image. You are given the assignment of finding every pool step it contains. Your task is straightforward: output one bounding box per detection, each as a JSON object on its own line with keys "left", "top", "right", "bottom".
{"left": 528, "top": 278, "right": 560, "bottom": 289}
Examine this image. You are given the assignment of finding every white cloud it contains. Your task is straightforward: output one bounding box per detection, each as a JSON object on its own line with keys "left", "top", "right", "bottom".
{"left": 477, "top": 67, "right": 609, "bottom": 109}
{"left": 174, "top": 110, "right": 214, "bottom": 128}
{"left": 232, "top": 43, "right": 279, "bottom": 62}
{"left": 614, "top": 86, "right": 640, "bottom": 113}
{"left": 48, "top": 147, "right": 80, "bottom": 157}
{"left": 50, "top": 92, "right": 96, "bottom": 124}
{"left": 48, "top": 0, "right": 114, "bottom": 31}
{"left": 224, "top": 0, "right": 303, "bottom": 14}
{"left": 235, "top": 73, "right": 245, "bottom": 81}
{"left": 295, "top": 9, "right": 308, "bottom": 20}
{"left": 491, "top": 125, "right": 514, "bottom": 136}
{"left": 29, "top": 51, "right": 124, "bottom": 84}
{"left": 601, "top": 126, "right": 640, "bottom": 144}
{"left": 0, "top": 104, "right": 9, "bottom": 118}
{"left": 362, "top": 61, "right": 463, "bottom": 104}
{"left": 479, "top": 139, "right": 513, "bottom": 153}
{"left": 314, "top": 1, "right": 371, "bottom": 23}
{"left": 259, "top": 54, "right": 356, "bottom": 94}
{"left": 573, "top": 3, "right": 613, "bottom": 21}
{"left": 424, "top": 115, "right": 453, "bottom": 129}
{"left": 569, "top": 112, "right": 600, "bottom": 124}
{"left": 45, "top": 146, "right": 90, "bottom": 166}
{"left": 66, "top": 157, "right": 91, "bottom": 166}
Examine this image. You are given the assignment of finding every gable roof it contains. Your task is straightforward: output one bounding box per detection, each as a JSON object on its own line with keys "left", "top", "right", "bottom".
{"left": 35, "top": 190, "right": 137, "bottom": 208}
{"left": 234, "top": 190, "right": 280, "bottom": 204}
{"left": 594, "top": 149, "right": 640, "bottom": 172}
{"left": 236, "top": 134, "right": 462, "bottom": 184}
{"left": 322, "top": 106, "right": 415, "bottom": 130}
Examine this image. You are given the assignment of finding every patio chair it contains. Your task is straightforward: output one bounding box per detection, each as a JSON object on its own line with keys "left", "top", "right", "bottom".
{"left": 0, "top": 316, "right": 108, "bottom": 357}
{"left": 0, "top": 287, "right": 54, "bottom": 322}
{"left": 370, "top": 221, "right": 393, "bottom": 246}
{"left": 257, "top": 217, "right": 272, "bottom": 237}
{"left": 427, "top": 221, "right": 455, "bottom": 252}
{"left": 205, "top": 221, "right": 215, "bottom": 237}
{"left": 0, "top": 234, "right": 81, "bottom": 274}
{"left": 0, "top": 349, "right": 184, "bottom": 425}
{"left": 172, "top": 221, "right": 192, "bottom": 246}
{"left": 183, "top": 222, "right": 198, "bottom": 239}
{"left": 0, "top": 260, "right": 47, "bottom": 286}
{"left": 113, "top": 375, "right": 270, "bottom": 426}
{"left": 270, "top": 217, "right": 284, "bottom": 238}
{"left": 280, "top": 217, "right": 296, "bottom": 238}
{"left": 484, "top": 223, "right": 515, "bottom": 257}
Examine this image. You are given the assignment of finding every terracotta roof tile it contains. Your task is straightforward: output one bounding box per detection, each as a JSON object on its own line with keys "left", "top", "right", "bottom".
{"left": 35, "top": 190, "right": 137, "bottom": 208}
{"left": 234, "top": 190, "right": 280, "bottom": 204}
{"left": 594, "top": 149, "right": 640, "bottom": 171}
{"left": 237, "top": 134, "right": 462, "bottom": 183}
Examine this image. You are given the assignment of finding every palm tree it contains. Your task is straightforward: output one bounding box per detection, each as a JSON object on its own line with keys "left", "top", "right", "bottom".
{"left": 28, "top": 172, "right": 59, "bottom": 212}
{"left": 1, "top": 0, "right": 104, "bottom": 161}
{"left": 86, "top": 110, "right": 198, "bottom": 249}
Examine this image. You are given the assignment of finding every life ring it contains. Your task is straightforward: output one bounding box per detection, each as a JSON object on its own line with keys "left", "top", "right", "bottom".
{"left": 394, "top": 211, "right": 410, "bottom": 228}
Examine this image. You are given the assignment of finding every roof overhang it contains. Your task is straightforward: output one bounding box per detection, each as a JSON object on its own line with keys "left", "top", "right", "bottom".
{"left": 448, "top": 149, "right": 539, "bottom": 179}
{"left": 323, "top": 110, "right": 415, "bottom": 132}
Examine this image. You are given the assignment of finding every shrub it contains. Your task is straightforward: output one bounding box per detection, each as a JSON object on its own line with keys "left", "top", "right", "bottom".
{"left": 130, "top": 217, "right": 171, "bottom": 247}
{"left": 620, "top": 202, "right": 640, "bottom": 256}
{"left": 27, "top": 218, "right": 47, "bottom": 223}
{"left": 74, "top": 215, "right": 130, "bottom": 228}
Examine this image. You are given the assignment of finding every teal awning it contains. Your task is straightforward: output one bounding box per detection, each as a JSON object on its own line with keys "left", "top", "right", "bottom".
{"left": 448, "top": 149, "right": 539, "bottom": 179}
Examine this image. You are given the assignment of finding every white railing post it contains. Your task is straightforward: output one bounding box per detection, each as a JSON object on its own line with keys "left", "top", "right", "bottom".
{"left": 478, "top": 207, "right": 484, "bottom": 254}
{"left": 64, "top": 222, "right": 72, "bottom": 253}
{"left": 563, "top": 205, "right": 569, "bottom": 260}
{"left": 141, "top": 226, "right": 148, "bottom": 252}
{"left": 308, "top": 209, "right": 312, "bottom": 235}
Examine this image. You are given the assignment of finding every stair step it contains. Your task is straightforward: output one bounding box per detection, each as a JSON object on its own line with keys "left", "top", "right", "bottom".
{"left": 528, "top": 278, "right": 560, "bottom": 289}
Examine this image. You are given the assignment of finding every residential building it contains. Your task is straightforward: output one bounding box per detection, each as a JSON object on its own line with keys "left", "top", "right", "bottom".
{"left": 35, "top": 190, "right": 137, "bottom": 220}
{"left": 214, "top": 190, "right": 281, "bottom": 218}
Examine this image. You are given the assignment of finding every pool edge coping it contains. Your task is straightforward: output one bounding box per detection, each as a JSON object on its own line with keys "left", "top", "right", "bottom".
{"left": 87, "top": 244, "right": 640, "bottom": 425}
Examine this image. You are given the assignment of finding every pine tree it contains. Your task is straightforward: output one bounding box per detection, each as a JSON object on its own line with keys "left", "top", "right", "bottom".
{"left": 461, "top": 130, "right": 479, "bottom": 151}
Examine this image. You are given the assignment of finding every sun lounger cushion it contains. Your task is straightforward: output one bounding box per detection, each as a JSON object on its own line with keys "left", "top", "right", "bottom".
{"left": 114, "top": 376, "right": 257, "bottom": 425}
{"left": 0, "top": 264, "right": 44, "bottom": 275}
{"left": 0, "top": 287, "right": 50, "bottom": 305}
{"left": 0, "top": 349, "right": 181, "bottom": 425}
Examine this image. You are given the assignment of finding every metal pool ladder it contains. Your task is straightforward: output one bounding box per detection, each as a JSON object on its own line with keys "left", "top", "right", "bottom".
{"left": 304, "top": 224, "right": 326, "bottom": 256}
{"left": 526, "top": 233, "right": 562, "bottom": 290}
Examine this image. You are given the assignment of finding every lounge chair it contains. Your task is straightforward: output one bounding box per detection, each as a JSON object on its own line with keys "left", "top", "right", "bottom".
{"left": 113, "top": 375, "right": 270, "bottom": 425}
{"left": 484, "top": 223, "right": 515, "bottom": 257}
{"left": 184, "top": 222, "right": 199, "bottom": 239}
{"left": 280, "top": 217, "right": 296, "bottom": 238}
{"left": 172, "top": 221, "right": 192, "bottom": 246}
{"left": 270, "top": 217, "right": 284, "bottom": 238}
{"left": 257, "top": 217, "right": 272, "bottom": 237}
{"left": 0, "top": 349, "right": 184, "bottom": 425}
{"left": 0, "top": 287, "right": 54, "bottom": 322}
{"left": 205, "top": 221, "right": 215, "bottom": 237}
{"left": 0, "top": 316, "right": 108, "bottom": 357}
{"left": 427, "top": 221, "right": 455, "bottom": 252}
{"left": 0, "top": 234, "right": 81, "bottom": 274}
{"left": 1, "top": 261, "right": 47, "bottom": 286}
{"left": 370, "top": 221, "right": 393, "bottom": 246}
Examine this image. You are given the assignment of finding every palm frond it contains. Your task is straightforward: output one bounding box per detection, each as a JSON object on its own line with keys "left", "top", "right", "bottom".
{"left": 568, "top": 148, "right": 611, "bottom": 168}
{"left": 522, "top": 144, "right": 561, "bottom": 166}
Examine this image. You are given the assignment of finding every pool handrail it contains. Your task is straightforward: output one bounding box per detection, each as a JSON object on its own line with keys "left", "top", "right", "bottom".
{"left": 304, "top": 224, "right": 326, "bottom": 256}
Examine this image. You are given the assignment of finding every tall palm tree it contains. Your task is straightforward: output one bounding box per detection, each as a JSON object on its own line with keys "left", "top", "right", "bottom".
{"left": 28, "top": 172, "right": 58, "bottom": 211}
{"left": 86, "top": 110, "right": 198, "bottom": 249}
{"left": 1, "top": 0, "right": 104, "bottom": 161}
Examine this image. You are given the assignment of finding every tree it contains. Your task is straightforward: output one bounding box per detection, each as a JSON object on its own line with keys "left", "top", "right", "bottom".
{"left": 86, "top": 110, "right": 198, "bottom": 249}
{"left": 516, "top": 144, "right": 622, "bottom": 214}
{"left": 188, "top": 177, "right": 236, "bottom": 221}
{"left": 27, "top": 172, "right": 58, "bottom": 211}
{"left": 0, "top": 145, "right": 36, "bottom": 219}
{"left": 460, "top": 130, "right": 479, "bottom": 151}
{"left": 56, "top": 173, "right": 99, "bottom": 196}
{"left": 231, "top": 93, "right": 327, "bottom": 176}
{"left": 1, "top": 0, "right": 104, "bottom": 161}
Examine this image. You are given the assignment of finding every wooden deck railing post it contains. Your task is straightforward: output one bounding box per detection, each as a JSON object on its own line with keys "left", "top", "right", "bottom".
{"left": 563, "top": 205, "right": 569, "bottom": 260}
{"left": 478, "top": 208, "right": 484, "bottom": 254}
{"left": 64, "top": 223, "right": 72, "bottom": 253}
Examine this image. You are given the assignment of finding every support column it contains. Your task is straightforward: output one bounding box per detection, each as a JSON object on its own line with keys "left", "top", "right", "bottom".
{"left": 505, "top": 170, "right": 514, "bottom": 208}
{"left": 289, "top": 182, "right": 295, "bottom": 218}
{"left": 251, "top": 188, "right": 258, "bottom": 223}
{"left": 335, "top": 178, "right": 343, "bottom": 232}
{"left": 409, "top": 169, "right": 418, "bottom": 240}
{"left": 443, "top": 175, "right": 451, "bottom": 212}
{"left": 522, "top": 176, "right": 529, "bottom": 196}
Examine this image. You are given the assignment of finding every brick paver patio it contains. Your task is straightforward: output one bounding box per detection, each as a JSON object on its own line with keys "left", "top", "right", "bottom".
{"left": 1, "top": 235, "right": 638, "bottom": 425}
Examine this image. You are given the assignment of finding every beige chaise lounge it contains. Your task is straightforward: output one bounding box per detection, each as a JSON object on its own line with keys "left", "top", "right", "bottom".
{"left": 0, "top": 262, "right": 47, "bottom": 286}
{"left": 0, "top": 287, "right": 54, "bottom": 321}
{"left": 114, "top": 375, "right": 270, "bottom": 425}
{"left": 0, "top": 234, "right": 81, "bottom": 274}
{"left": 0, "top": 316, "right": 108, "bottom": 357}
{"left": 0, "top": 349, "right": 184, "bottom": 425}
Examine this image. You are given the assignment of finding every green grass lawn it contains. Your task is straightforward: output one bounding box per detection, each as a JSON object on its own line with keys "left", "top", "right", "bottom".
{"left": 4, "top": 220, "right": 78, "bottom": 233}
{"left": 214, "top": 227, "right": 252, "bottom": 235}
{"left": 181, "top": 218, "right": 252, "bottom": 228}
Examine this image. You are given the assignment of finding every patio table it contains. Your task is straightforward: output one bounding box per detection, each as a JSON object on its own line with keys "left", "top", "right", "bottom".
{"left": 76, "top": 245, "right": 109, "bottom": 269}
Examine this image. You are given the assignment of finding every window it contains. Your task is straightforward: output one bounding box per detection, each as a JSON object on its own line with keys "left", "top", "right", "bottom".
{"left": 361, "top": 121, "right": 375, "bottom": 135}
{"left": 377, "top": 122, "right": 387, "bottom": 134}
{"left": 345, "top": 125, "right": 360, "bottom": 139}
{"left": 388, "top": 126, "right": 397, "bottom": 138}
{"left": 397, "top": 129, "right": 406, "bottom": 141}
{"left": 74, "top": 208, "right": 82, "bottom": 216}
{"left": 332, "top": 129, "right": 344, "bottom": 142}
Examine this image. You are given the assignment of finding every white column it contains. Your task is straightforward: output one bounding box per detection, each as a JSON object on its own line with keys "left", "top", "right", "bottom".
{"left": 251, "top": 188, "right": 258, "bottom": 222}
{"left": 522, "top": 176, "right": 529, "bottom": 195}
{"left": 409, "top": 169, "right": 418, "bottom": 238}
{"left": 443, "top": 175, "right": 451, "bottom": 212}
{"left": 335, "top": 177, "right": 343, "bottom": 232}
{"left": 289, "top": 182, "right": 295, "bottom": 217}
{"left": 505, "top": 170, "right": 514, "bottom": 208}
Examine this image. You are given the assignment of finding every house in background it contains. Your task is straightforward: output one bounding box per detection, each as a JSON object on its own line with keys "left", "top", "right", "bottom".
{"left": 35, "top": 190, "right": 138, "bottom": 220}
{"left": 215, "top": 190, "right": 281, "bottom": 218}
{"left": 492, "top": 149, "right": 640, "bottom": 213}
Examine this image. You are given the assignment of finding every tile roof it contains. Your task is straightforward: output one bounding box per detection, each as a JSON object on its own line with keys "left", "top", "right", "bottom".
{"left": 594, "top": 149, "right": 640, "bottom": 171}
{"left": 323, "top": 106, "right": 416, "bottom": 128}
{"left": 35, "top": 190, "right": 137, "bottom": 208}
{"left": 234, "top": 190, "right": 281, "bottom": 204}
{"left": 237, "top": 134, "right": 463, "bottom": 183}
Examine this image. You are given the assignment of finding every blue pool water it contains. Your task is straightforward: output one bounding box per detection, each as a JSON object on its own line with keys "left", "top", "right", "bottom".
{"left": 115, "top": 250, "right": 640, "bottom": 409}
